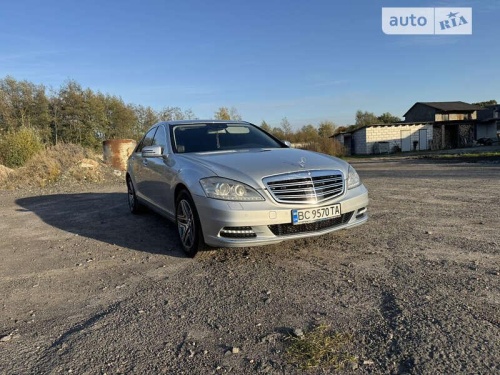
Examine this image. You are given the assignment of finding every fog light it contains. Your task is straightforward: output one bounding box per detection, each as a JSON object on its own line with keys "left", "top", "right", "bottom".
{"left": 356, "top": 207, "right": 367, "bottom": 219}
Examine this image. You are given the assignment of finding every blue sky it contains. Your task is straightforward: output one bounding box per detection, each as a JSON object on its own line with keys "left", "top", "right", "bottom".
{"left": 1, "top": 0, "right": 499, "bottom": 128}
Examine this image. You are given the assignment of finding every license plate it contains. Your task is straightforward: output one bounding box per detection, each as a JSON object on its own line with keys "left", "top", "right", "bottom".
{"left": 292, "top": 204, "right": 341, "bottom": 225}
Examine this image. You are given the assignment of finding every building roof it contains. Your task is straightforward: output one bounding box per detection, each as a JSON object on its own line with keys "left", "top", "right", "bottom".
{"left": 330, "top": 122, "right": 433, "bottom": 137}
{"left": 404, "top": 101, "right": 483, "bottom": 117}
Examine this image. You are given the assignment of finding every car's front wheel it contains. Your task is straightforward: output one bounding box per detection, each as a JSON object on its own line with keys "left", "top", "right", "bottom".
{"left": 176, "top": 190, "right": 205, "bottom": 257}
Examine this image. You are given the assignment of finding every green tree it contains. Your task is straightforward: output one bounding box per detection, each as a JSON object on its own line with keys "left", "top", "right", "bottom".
{"left": 103, "top": 95, "right": 137, "bottom": 140}
{"left": 160, "top": 106, "right": 185, "bottom": 121}
{"left": 132, "top": 104, "right": 159, "bottom": 139}
{"left": 332, "top": 126, "right": 348, "bottom": 136}
{"left": 318, "top": 120, "right": 336, "bottom": 138}
{"left": 377, "top": 112, "right": 401, "bottom": 123}
{"left": 297, "top": 124, "right": 318, "bottom": 143}
{"left": 214, "top": 106, "right": 241, "bottom": 120}
{"left": 0, "top": 85, "right": 13, "bottom": 133}
{"left": 0, "top": 76, "right": 51, "bottom": 142}
{"left": 81, "top": 89, "right": 108, "bottom": 147}
{"left": 271, "top": 127, "right": 285, "bottom": 140}
{"left": 48, "top": 89, "right": 61, "bottom": 145}
{"left": 157, "top": 106, "right": 196, "bottom": 122}
{"left": 280, "top": 117, "right": 293, "bottom": 140}
{"left": 472, "top": 100, "right": 497, "bottom": 108}
{"left": 355, "top": 110, "right": 379, "bottom": 127}
{"left": 56, "top": 80, "right": 88, "bottom": 145}
{"left": 260, "top": 120, "right": 272, "bottom": 133}
{"left": 214, "top": 107, "right": 230, "bottom": 120}
{"left": 183, "top": 108, "right": 197, "bottom": 120}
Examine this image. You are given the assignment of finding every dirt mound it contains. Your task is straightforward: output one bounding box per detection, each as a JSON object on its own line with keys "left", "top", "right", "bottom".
{"left": 0, "top": 164, "right": 14, "bottom": 183}
{"left": 0, "top": 143, "right": 124, "bottom": 190}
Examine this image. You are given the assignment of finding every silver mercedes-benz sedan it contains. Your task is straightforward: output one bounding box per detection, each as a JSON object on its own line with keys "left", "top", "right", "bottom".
{"left": 126, "top": 120, "right": 368, "bottom": 257}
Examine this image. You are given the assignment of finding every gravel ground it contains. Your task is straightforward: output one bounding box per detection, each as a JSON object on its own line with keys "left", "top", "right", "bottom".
{"left": 0, "top": 158, "right": 499, "bottom": 374}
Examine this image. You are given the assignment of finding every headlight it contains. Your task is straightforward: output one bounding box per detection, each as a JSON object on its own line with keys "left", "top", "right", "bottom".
{"left": 347, "top": 166, "right": 361, "bottom": 189}
{"left": 200, "top": 177, "right": 265, "bottom": 201}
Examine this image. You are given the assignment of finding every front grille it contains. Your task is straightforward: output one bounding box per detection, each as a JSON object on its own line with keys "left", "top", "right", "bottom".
{"left": 263, "top": 170, "right": 344, "bottom": 204}
{"left": 268, "top": 212, "right": 353, "bottom": 236}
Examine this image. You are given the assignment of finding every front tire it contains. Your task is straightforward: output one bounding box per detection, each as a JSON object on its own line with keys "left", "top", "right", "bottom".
{"left": 176, "top": 190, "right": 205, "bottom": 257}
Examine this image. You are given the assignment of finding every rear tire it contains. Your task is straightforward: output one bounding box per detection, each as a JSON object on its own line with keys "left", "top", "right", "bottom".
{"left": 176, "top": 190, "right": 205, "bottom": 257}
{"left": 127, "top": 177, "right": 143, "bottom": 214}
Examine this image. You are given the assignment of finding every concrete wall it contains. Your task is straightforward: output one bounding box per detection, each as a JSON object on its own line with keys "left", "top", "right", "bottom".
{"left": 351, "top": 128, "right": 367, "bottom": 155}
{"left": 364, "top": 124, "right": 433, "bottom": 153}
{"left": 333, "top": 134, "right": 345, "bottom": 144}
{"left": 476, "top": 123, "right": 498, "bottom": 139}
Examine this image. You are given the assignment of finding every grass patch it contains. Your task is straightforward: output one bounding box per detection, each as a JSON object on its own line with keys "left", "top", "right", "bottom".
{"left": 286, "top": 324, "right": 356, "bottom": 371}
{"left": 424, "top": 151, "right": 500, "bottom": 158}
{"left": 0, "top": 127, "right": 44, "bottom": 167}
{"left": 346, "top": 150, "right": 500, "bottom": 161}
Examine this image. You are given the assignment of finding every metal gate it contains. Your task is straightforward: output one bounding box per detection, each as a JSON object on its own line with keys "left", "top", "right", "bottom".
{"left": 401, "top": 130, "right": 411, "bottom": 152}
{"left": 419, "top": 129, "right": 428, "bottom": 150}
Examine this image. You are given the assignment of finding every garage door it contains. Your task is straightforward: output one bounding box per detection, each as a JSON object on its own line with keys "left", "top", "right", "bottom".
{"left": 419, "top": 129, "right": 428, "bottom": 150}
{"left": 401, "top": 130, "right": 411, "bottom": 152}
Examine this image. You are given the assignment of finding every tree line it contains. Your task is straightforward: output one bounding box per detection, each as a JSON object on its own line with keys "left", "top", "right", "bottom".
{"left": 332, "top": 110, "right": 402, "bottom": 135}
{"left": 0, "top": 76, "right": 198, "bottom": 149}
{"left": 0, "top": 76, "right": 342, "bottom": 150}
{"left": 0, "top": 75, "right": 408, "bottom": 151}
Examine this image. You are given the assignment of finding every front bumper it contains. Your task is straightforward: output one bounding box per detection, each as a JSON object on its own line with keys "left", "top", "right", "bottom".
{"left": 192, "top": 184, "right": 369, "bottom": 248}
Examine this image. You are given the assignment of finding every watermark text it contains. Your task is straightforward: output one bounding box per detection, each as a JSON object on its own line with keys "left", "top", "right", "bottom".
{"left": 382, "top": 8, "right": 472, "bottom": 35}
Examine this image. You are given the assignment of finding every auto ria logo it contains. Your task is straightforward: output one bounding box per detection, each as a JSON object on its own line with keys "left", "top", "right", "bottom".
{"left": 382, "top": 8, "right": 472, "bottom": 35}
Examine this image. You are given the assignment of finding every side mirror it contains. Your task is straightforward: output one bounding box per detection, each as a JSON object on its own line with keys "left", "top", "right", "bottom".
{"left": 283, "top": 140, "right": 292, "bottom": 148}
{"left": 142, "top": 145, "right": 162, "bottom": 157}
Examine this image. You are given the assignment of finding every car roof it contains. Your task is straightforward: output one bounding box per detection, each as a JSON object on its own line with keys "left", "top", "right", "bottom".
{"left": 161, "top": 120, "right": 252, "bottom": 126}
{"left": 143, "top": 120, "right": 254, "bottom": 133}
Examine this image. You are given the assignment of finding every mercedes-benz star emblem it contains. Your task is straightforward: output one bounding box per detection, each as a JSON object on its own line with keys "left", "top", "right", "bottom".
{"left": 299, "top": 157, "right": 306, "bottom": 168}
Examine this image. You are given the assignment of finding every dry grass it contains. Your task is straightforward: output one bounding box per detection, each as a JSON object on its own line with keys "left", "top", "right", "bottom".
{"left": 299, "top": 138, "right": 346, "bottom": 158}
{"left": 0, "top": 165, "right": 14, "bottom": 182}
{"left": 286, "top": 324, "right": 356, "bottom": 371}
{"left": 0, "top": 143, "right": 122, "bottom": 189}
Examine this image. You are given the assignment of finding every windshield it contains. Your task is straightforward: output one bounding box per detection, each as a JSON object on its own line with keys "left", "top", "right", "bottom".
{"left": 171, "top": 123, "right": 285, "bottom": 153}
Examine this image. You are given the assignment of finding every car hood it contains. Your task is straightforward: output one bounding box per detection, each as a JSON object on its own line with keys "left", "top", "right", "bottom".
{"left": 178, "top": 148, "right": 349, "bottom": 189}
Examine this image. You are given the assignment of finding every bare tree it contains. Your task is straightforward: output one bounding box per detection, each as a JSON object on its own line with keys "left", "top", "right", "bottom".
{"left": 214, "top": 106, "right": 241, "bottom": 120}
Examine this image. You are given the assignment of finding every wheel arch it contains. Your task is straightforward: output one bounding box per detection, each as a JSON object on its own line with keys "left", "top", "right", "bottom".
{"left": 174, "top": 183, "right": 190, "bottom": 202}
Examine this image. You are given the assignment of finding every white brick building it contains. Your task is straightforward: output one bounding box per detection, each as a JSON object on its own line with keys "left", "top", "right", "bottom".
{"left": 334, "top": 123, "right": 433, "bottom": 155}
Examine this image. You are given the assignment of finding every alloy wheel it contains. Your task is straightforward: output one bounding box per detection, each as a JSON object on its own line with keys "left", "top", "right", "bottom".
{"left": 177, "top": 199, "right": 195, "bottom": 249}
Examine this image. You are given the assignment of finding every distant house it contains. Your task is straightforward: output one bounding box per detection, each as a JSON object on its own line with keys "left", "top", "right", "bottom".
{"left": 334, "top": 101, "right": 497, "bottom": 155}
{"left": 403, "top": 101, "right": 483, "bottom": 149}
